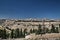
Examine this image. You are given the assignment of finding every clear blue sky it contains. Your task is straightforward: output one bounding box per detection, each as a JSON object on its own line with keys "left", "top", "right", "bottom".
{"left": 0, "top": 0, "right": 60, "bottom": 19}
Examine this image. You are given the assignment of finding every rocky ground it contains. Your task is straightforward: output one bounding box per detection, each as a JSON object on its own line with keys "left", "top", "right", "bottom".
{"left": 1, "top": 38, "right": 60, "bottom": 40}
{"left": 1, "top": 33, "right": 60, "bottom": 40}
{"left": 0, "top": 38, "right": 26, "bottom": 40}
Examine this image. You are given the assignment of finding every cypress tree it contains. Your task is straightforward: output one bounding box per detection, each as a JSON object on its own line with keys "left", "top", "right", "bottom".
{"left": 30, "top": 29, "right": 33, "bottom": 33}
{"left": 23, "top": 28, "right": 27, "bottom": 38}
{"left": 11, "top": 29, "right": 14, "bottom": 38}
{"left": 0, "top": 29, "right": 2, "bottom": 38}
{"left": 2, "top": 28, "right": 7, "bottom": 39}
{"left": 55, "top": 27, "right": 59, "bottom": 33}
{"left": 38, "top": 24, "right": 42, "bottom": 34}
{"left": 20, "top": 28, "right": 23, "bottom": 38}
{"left": 15, "top": 28, "right": 20, "bottom": 38}
{"left": 51, "top": 24, "right": 56, "bottom": 33}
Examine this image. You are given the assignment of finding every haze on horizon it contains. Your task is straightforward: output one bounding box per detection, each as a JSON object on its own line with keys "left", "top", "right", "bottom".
{"left": 0, "top": 0, "right": 60, "bottom": 19}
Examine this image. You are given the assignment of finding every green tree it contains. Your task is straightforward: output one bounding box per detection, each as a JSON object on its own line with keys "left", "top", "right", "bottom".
{"left": 2, "top": 28, "right": 7, "bottom": 39}
{"left": 20, "top": 28, "right": 23, "bottom": 38}
{"left": 30, "top": 29, "right": 33, "bottom": 33}
{"left": 32, "top": 29, "right": 35, "bottom": 33}
{"left": 51, "top": 24, "right": 56, "bottom": 33}
{"left": 55, "top": 27, "right": 59, "bottom": 33}
{"left": 59, "top": 24, "right": 60, "bottom": 28}
{"left": 11, "top": 29, "right": 14, "bottom": 38}
{"left": 36, "top": 24, "right": 42, "bottom": 34}
{"left": 46, "top": 28, "right": 49, "bottom": 33}
{"left": 0, "top": 29, "right": 2, "bottom": 38}
{"left": 15, "top": 28, "right": 20, "bottom": 38}
{"left": 6, "top": 33, "right": 9, "bottom": 38}
{"left": 23, "top": 28, "right": 27, "bottom": 38}
{"left": 43, "top": 27, "right": 46, "bottom": 34}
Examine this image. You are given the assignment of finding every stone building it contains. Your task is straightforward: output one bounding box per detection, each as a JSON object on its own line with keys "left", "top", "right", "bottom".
{"left": 2, "top": 18, "right": 60, "bottom": 32}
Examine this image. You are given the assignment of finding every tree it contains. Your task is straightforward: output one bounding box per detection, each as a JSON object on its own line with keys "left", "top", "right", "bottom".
{"left": 38, "top": 24, "right": 41, "bottom": 29}
{"left": 36, "top": 24, "right": 42, "bottom": 34}
{"left": 6, "top": 32, "right": 9, "bottom": 38}
{"left": 2, "top": 28, "right": 7, "bottom": 39}
{"left": 43, "top": 27, "right": 46, "bottom": 34}
{"left": 0, "top": 29, "right": 2, "bottom": 38}
{"left": 55, "top": 27, "right": 59, "bottom": 33}
{"left": 11, "top": 29, "right": 14, "bottom": 38}
{"left": 15, "top": 28, "right": 20, "bottom": 38}
{"left": 23, "top": 28, "right": 27, "bottom": 38}
{"left": 20, "top": 28, "right": 23, "bottom": 38}
{"left": 51, "top": 24, "right": 56, "bottom": 33}
{"left": 30, "top": 29, "right": 33, "bottom": 33}
{"left": 59, "top": 24, "right": 60, "bottom": 28}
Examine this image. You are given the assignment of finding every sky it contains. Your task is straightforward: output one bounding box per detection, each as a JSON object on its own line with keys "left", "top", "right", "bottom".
{"left": 0, "top": 0, "right": 60, "bottom": 19}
